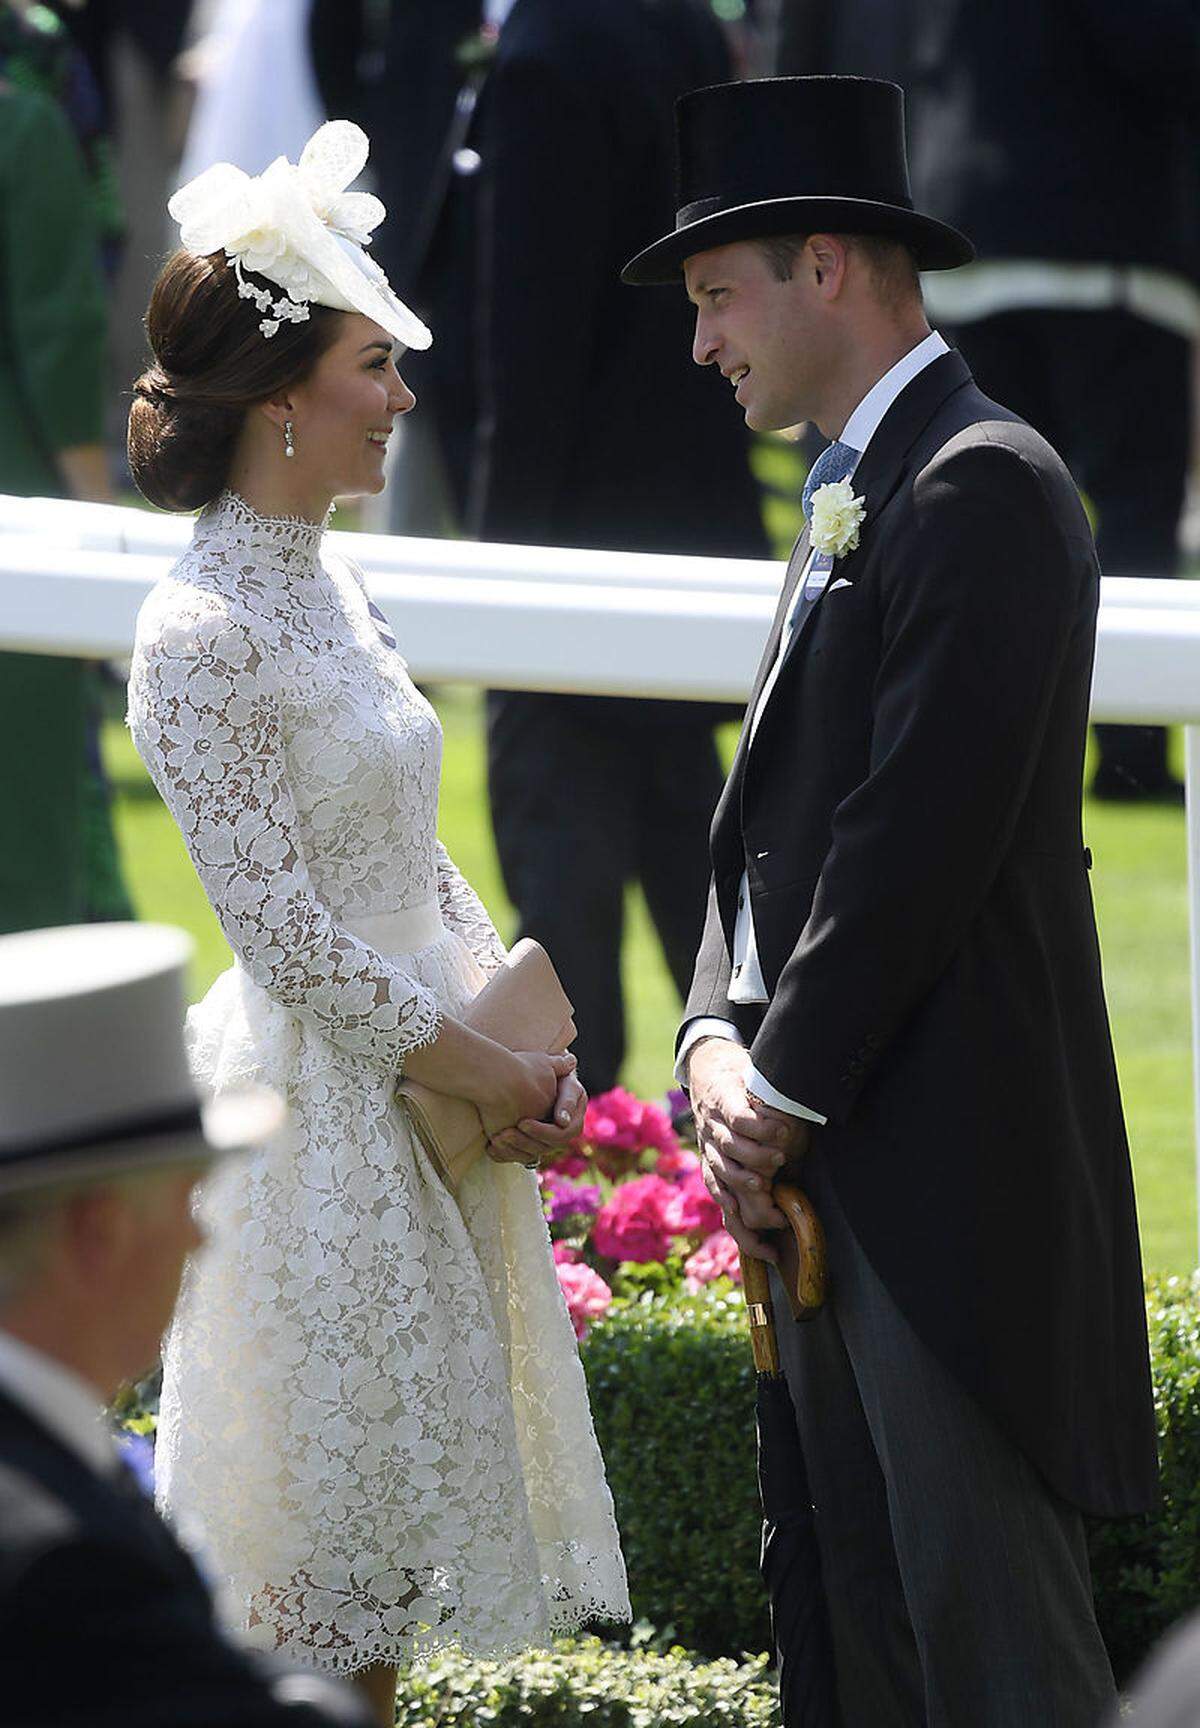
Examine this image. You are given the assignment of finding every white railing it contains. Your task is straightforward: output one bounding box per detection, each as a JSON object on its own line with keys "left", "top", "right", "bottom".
{"left": 3, "top": 493, "right": 1200, "bottom": 1250}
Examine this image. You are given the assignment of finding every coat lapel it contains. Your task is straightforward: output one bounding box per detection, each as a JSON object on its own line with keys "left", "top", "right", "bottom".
{"left": 711, "top": 520, "right": 811, "bottom": 859}
{"left": 760, "top": 350, "right": 975, "bottom": 703}
{"left": 711, "top": 349, "right": 974, "bottom": 875}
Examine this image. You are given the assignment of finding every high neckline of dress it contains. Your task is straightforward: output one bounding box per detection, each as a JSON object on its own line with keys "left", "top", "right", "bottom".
{"left": 200, "top": 489, "right": 332, "bottom": 562}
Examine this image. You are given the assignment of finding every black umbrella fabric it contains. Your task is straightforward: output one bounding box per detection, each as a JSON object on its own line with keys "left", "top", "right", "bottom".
{"left": 742, "top": 1189, "right": 839, "bottom": 1728}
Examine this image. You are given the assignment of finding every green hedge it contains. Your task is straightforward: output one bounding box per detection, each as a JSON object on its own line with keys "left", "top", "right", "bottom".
{"left": 1089, "top": 1275, "right": 1200, "bottom": 1679}
{"left": 393, "top": 1635, "right": 779, "bottom": 1727}
{"left": 580, "top": 1286, "right": 768, "bottom": 1659}
{"left": 581, "top": 1273, "right": 1200, "bottom": 1682}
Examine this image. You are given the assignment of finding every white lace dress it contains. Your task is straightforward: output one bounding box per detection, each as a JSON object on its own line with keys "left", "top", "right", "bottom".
{"left": 126, "top": 490, "right": 629, "bottom": 1674}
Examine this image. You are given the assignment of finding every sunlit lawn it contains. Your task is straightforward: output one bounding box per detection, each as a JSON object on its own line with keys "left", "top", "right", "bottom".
{"left": 103, "top": 686, "right": 1195, "bottom": 1276}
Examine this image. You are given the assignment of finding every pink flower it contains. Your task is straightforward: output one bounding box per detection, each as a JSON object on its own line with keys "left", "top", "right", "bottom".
{"left": 663, "top": 1169, "right": 723, "bottom": 1238}
{"left": 556, "top": 1259, "right": 612, "bottom": 1339}
{"left": 549, "top": 1149, "right": 589, "bottom": 1178}
{"left": 585, "top": 1087, "right": 681, "bottom": 1177}
{"left": 685, "top": 1228, "right": 743, "bottom": 1292}
{"left": 552, "top": 1242, "right": 580, "bottom": 1264}
{"left": 591, "top": 1173, "right": 677, "bottom": 1264}
{"left": 655, "top": 1145, "right": 702, "bottom": 1181}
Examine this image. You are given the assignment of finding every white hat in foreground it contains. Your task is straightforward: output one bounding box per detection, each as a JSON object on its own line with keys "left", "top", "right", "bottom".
{"left": 168, "top": 119, "right": 432, "bottom": 350}
{"left": 0, "top": 923, "right": 283, "bottom": 1196}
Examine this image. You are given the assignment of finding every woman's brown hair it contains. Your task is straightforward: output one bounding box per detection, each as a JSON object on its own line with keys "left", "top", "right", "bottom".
{"left": 127, "top": 250, "right": 341, "bottom": 512}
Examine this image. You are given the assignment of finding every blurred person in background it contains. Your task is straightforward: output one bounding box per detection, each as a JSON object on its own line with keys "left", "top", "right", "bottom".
{"left": 470, "top": 0, "right": 772, "bottom": 1095}
{"left": 338, "top": 0, "right": 771, "bottom": 1094}
{"left": 780, "top": 0, "right": 1200, "bottom": 803}
{"left": 0, "top": 920, "right": 371, "bottom": 1727}
{"left": 310, "top": 0, "right": 498, "bottom": 536}
{"left": 177, "top": 0, "right": 324, "bottom": 187}
{"left": 0, "top": 0, "right": 125, "bottom": 274}
{"left": 0, "top": 72, "right": 130, "bottom": 933}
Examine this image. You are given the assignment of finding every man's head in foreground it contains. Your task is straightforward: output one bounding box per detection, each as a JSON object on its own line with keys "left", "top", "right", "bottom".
{"left": 0, "top": 922, "right": 279, "bottom": 1401}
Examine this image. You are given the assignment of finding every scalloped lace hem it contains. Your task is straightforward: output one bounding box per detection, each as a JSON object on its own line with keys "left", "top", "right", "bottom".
{"left": 237, "top": 1551, "right": 632, "bottom": 1678}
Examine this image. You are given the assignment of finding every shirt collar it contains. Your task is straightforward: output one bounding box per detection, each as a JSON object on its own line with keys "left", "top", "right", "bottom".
{"left": 839, "top": 329, "right": 950, "bottom": 457}
{"left": 485, "top": 0, "right": 517, "bottom": 26}
{"left": 0, "top": 1328, "right": 119, "bottom": 1478}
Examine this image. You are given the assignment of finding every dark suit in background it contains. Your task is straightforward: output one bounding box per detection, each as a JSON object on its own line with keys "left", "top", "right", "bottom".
{"left": 777, "top": 0, "right": 1200, "bottom": 800}
{"left": 376, "top": 0, "right": 770, "bottom": 1090}
{"left": 0, "top": 1389, "right": 365, "bottom": 1728}
{"left": 310, "top": 0, "right": 484, "bottom": 533}
{"left": 776, "top": 0, "right": 915, "bottom": 84}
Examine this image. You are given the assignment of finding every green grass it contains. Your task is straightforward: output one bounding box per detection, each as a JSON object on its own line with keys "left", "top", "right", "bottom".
{"left": 102, "top": 688, "right": 1196, "bottom": 1274}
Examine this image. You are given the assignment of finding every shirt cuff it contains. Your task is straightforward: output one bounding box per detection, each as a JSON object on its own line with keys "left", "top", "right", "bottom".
{"left": 745, "top": 1064, "right": 827, "bottom": 1125}
{"left": 675, "top": 1017, "right": 744, "bottom": 1088}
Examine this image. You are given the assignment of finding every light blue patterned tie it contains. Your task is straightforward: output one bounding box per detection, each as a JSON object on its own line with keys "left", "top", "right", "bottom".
{"left": 801, "top": 439, "right": 860, "bottom": 522}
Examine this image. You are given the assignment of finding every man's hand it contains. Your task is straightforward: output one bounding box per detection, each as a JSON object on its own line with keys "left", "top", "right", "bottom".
{"left": 686, "top": 1038, "right": 809, "bottom": 1262}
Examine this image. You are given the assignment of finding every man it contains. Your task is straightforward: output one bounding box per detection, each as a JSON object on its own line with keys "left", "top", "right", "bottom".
{"left": 623, "top": 77, "right": 1159, "bottom": 1724}
{"left": 0, "top": 921, "right": 368, "bottom": 1727}
{"left": 389, "top": 0, "right": 770, "bottom": 1092}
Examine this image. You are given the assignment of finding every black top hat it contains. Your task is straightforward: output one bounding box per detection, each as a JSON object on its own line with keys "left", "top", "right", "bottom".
{"left": 622, "top": 76, "right": 973, "bottom": 285}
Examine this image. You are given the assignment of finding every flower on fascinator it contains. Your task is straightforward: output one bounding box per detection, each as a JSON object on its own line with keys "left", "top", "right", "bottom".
{"left": 168, "top": 121, "right": 431, "bottom": 349}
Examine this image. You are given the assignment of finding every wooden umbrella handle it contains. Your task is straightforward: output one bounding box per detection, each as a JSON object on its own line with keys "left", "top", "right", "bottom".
{"left": 739, "top": 1178, "right": 828, "bottom": 1369}
{"left": 773, "top": 1180, "right": 828, "bottom": 1323}
{"left": 741, "top": 1251, "right": 782, "bottom": 1375}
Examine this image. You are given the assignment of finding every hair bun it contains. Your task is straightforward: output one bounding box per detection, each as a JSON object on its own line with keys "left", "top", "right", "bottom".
{"left": 132, "top": 365, "right": 180, "bottom": 407}
{"left": 127, "top": 376, "right": 242, "bottom": 513}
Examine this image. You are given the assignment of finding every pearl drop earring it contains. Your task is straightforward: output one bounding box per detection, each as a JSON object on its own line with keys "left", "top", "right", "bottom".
{"left": 284, "top": 420, "right": 295, "bottom": 459}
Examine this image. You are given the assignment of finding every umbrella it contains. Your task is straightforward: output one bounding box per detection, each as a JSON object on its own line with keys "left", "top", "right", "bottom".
{"left": 742, "top": 1181, "right": 839, "bottom": 1728}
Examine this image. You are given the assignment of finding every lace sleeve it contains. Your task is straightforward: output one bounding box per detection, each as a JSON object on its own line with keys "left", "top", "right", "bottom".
{"left": 436, "top": 842, "right": 508, "bottom": 977}
{"left": 127, "top": 592, "right": 443, "bottom": 1067}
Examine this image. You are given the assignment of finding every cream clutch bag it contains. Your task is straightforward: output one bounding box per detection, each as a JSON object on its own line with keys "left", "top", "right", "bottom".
{"left": 397, "top": 938, "right": 576, "bottom": 1192}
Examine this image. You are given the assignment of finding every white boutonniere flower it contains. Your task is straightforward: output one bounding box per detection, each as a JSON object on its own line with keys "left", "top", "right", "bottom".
{"left": 809, "top": 479, "right": 866, "bottom": 558}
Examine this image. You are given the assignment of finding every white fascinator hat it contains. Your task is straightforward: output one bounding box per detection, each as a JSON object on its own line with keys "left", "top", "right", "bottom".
{"left": 168, "top": 119, "right": 432, "bottom": 350}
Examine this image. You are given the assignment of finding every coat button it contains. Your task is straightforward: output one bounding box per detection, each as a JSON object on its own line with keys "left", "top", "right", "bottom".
{"left": 738, "top": 893, "right": 745, "bottom": 910}
{"left": 1083, "top": 847, "right": 1093, "bottom": 870}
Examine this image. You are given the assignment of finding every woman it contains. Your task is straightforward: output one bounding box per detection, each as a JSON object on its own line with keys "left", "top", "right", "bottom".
{"left": 126, "top": 122, "right": 629, "bottom": 1726}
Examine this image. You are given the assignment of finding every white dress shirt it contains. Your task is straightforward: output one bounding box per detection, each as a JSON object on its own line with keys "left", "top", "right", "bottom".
{"left": 0, "top": 1327, "right": 119, "bottom": 1477}
{"left": 679, "top": 331, "right": 951, "bottom": 1119}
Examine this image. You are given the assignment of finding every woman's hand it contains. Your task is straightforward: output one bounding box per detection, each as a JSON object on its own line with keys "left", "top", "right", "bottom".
{"left": 477, "top": 1048, "right": 577, "bottom": 1145}
{"left": 399, "top": 1021, "right": 585, "bottom": 1170}
{"left": 487, "top": 1066, "right": 587, "bottom": 1169}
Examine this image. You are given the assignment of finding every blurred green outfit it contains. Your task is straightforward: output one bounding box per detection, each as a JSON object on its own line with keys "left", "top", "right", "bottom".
{"left": 0, "top": 80, "right": 130, "bottom": 932}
